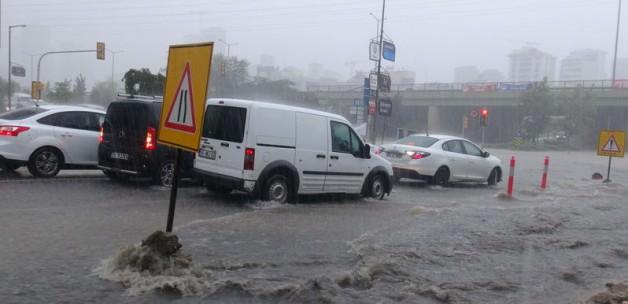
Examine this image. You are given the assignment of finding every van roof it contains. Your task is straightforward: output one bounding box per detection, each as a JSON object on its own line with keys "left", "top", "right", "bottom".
{"left": 208, "top": 98, "right": 348, "bottom": 122}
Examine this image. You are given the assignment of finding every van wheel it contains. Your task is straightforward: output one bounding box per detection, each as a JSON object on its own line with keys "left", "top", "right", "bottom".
{"left": 369, "top": 174, "right": 386, "bottom": 200}
{"left": 103, "top": 170, "right": 130, "bottom": 182}
{"left": 156, "top": 160, "right": 175, "bottom": 187}
{"left": 28, "top": 147, "right": 62, "bottom": 178}
{"left": 263, "top": 174, "right": 290, "bottom": 204}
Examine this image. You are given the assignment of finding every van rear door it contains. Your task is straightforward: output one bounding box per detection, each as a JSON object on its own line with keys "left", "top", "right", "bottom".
{"left": 197, "top": 104, "right": 248, "bottom": 178}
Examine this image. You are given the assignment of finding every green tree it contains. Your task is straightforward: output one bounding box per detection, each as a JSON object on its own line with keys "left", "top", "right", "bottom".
{"left": 210, "top": 54, "right": 251, "bottom": 97}
{"left": 73, "top": 74, "right": 87, "bottom": 100}
{"left": 557, "top": 87, "right": 597, "bottom": 148}
{"left": 47, "top": 80, "right": 73, "bottom": 103}
{"left": 122, "top": 68, "right": 165, "bottom": 96}
{"left": 518, "top": 78, "right": 555, "bottom": 142}
{"left": 90, "top": 81, "right": 115, "bottom": 105}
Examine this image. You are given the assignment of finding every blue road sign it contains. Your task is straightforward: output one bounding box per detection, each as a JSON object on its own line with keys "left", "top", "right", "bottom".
{"left": 363, "top": 78, "right": 370, "bottom": 106}
{"left": 382, "top": 41, "right": 395, "bottom": 62}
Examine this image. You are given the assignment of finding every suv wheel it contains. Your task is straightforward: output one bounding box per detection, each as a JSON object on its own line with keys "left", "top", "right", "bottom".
{"left": 263, "top": 174, "right": 290, "bottom": 204}
{"left": 156, "top": 160, "right": 175, "bottom": 187}
{"left": 28, "top": 148, "right": 62, "bottom": 178}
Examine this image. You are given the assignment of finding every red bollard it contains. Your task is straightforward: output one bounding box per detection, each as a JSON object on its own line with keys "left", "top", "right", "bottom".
{"left": 507, "top": 156, "right": 515, "bottom": 197}
{"left": 540, "top": 156, "right": 549, "bottom": 189}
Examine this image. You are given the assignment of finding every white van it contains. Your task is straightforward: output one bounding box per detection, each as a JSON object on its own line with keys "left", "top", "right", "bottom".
{"left": 194, "top": 98, "right": 393, "bottom": 203}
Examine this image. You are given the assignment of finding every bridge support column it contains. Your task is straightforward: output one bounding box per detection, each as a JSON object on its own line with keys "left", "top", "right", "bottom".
{"left": 427, "top": 105, "right": 441, "bottom": 134}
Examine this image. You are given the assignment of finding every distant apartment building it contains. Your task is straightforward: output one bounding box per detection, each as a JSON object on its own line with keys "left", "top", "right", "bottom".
{"left": 508, "top": 47, "right": 556, "bottom": 82}
{"left": 559, "top": 49, "right": 606, "bottom": 81}
{"left": 478, "top": 69, "right": 505, "bottom": 82}
{"left": 454, "top": 66, "right": 480, "bottom": 83}
{"left": 454, "top": 66, "right": 504, "bottom": 83}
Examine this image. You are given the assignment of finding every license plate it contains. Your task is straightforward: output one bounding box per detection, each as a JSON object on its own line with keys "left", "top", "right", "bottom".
{"left": 111, "top": 152, "right": 129, "bottom": 160}
{"left": 199, "top": 149, "right": 216, "bottom": 160}
{"left": 386, "top": 152, "right": 402, "bottom": 158}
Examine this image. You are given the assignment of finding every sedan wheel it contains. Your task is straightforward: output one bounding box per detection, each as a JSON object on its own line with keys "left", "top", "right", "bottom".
{"left": 487, "top": 168, "right": 499, "bottom": 186}
{"left": 28, "top": 148, "right": 62, "bottom": 178}
{"left": 432, "top": 167, "right": 449, "bottom": 186}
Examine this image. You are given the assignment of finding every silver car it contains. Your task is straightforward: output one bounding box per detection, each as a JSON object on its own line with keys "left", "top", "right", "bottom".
{"left": 378, "top": 134, "right": 502, "bottom": 185}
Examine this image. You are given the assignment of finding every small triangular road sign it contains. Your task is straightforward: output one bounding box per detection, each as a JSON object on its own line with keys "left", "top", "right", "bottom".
{"left": 602, "top": 135, "right": 621, "bottom": 152}
{"left": 165, "top": 62, "right": 196, "bottom": 133}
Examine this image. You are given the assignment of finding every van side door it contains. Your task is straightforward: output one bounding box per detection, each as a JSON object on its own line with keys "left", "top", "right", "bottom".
{"left": 295, "top": 113, "right": 328, "bottom": 193}
{"left": 324, "top": 120, "right": 367, "bottom": 194}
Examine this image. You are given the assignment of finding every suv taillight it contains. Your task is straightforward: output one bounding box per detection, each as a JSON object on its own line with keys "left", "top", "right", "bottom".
{"left": 0, "top": 125, "right": 30, "bottom": 137}
{"left": 145, "top": 127, "right": 156, "bottom": 150}
{"left": 244, "top": 148, "right": 255, "bottom": 170}
{"left": 99, "top": 127, "right": 104, "bottom": 143}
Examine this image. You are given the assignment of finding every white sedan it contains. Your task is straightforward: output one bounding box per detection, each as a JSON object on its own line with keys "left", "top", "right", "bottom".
{"left": 0, "top": 105, "right": 105, "bottom": 177}
{"left": 378, "top": 134, "right": 502, "bottom": 185}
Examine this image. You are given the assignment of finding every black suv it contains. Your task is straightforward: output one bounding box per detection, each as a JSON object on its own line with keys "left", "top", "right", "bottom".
{"left": 98, "top": 97, "right": 194, "bottom": 186}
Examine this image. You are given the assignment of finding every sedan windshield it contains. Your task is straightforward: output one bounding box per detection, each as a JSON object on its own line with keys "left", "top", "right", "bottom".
{"left": 395, "top": 135, "right": 439, "bottom": 148}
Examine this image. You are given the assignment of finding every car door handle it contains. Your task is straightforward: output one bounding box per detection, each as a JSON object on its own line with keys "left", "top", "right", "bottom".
{"left": 330, "top": 155, "right": 339, "bottom": 160}
{"left": 220, "top": 142, "right": 229, "bottom": 147}
{"left": 316, "top": 154, "right": 326, "bottom": 159}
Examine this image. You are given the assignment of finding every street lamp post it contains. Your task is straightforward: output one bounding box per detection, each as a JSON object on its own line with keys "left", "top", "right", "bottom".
{"left": 107, "top": 49, "right": 124, "bottom": 95}
{"left": 8, "top": 24, "right": 26, "bottom": 111}
{"left": 218, "top": 39, "right": 238, "bottom": 57}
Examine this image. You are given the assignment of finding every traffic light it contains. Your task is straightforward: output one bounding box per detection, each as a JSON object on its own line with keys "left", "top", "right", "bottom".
{"left": 96, "top": 42, "right": 105, "bottom": 60}
{"left": 480, "top": 108, "right": 489, "bottom": 127}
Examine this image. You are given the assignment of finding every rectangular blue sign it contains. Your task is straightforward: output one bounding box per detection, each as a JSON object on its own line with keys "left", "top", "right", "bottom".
{"left": 382, "top": 41, "right": 395, "bottom": 62}
{"left": 363, "top": 78, "right": 370, "bottom": 106}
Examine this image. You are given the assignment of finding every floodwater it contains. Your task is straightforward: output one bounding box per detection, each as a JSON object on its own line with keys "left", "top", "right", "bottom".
{"left": 2, "top": 150, "right": 628, "bottom": 303}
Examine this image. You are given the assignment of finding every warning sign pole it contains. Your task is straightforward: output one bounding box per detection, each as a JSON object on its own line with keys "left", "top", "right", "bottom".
{"left": 158, "top": 42, "right": 213, "bottom": 233}
{"left": 166, "top": 149, "right": 182, "bottom": 232}
{"left": 605, "top": 155, "right": 612, "bottom": 183}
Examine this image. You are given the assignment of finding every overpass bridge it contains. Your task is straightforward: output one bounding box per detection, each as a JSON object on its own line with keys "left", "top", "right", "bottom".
{"left": 307, "top": 80, "right": 628, "bottom": 143}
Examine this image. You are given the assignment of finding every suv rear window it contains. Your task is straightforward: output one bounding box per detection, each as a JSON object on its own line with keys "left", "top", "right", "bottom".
{"left": 104, "top": 102, "right": 152, "bottom": 143}
{"left": 202, "top": 105, "right": 247, "bottom": 143}
{"left": 0, "top": 107, "right": 48, "bottom": 120}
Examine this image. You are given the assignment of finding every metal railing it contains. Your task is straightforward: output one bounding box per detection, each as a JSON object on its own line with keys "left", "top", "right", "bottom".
{"left": 307, "top": 79, "right": 628, "bottom": 93}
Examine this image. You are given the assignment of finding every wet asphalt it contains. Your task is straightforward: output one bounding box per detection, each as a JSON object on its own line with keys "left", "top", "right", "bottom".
{"left": 1, "top": 149, "right": 627, "bottom": 304}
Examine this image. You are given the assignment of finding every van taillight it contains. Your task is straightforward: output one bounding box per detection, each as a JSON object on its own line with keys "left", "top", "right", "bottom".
{"left": 145, "top": 127, "right": 156, "bottom": 150}
{"left": 99, "top": 127, "right": 104, "bottom": 143}
{"left": 244, "top": 148, "right": 255, "bottom": 170}
{"left": 0, "top": 125, "right": 30, "bottom": 136}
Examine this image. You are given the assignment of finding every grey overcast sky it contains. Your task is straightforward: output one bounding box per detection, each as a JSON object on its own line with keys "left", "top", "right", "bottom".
{"left": 3, "top": 0, "right": 626, "bottom": 87}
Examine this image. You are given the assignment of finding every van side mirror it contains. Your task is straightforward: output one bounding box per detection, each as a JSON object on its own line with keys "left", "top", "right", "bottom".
{"left": 482, "top": 151, "right": 490, "bottom": 158}
{"left": 363, "top": 144, "right": 371, "bottom": 159}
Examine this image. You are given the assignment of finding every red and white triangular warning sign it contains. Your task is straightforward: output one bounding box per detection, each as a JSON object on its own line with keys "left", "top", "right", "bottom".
{"left": 602, "top": 135, "right": 621, "bottom": 152}
{"left": 164, "top": 62, "right": 196, "bottom": 133}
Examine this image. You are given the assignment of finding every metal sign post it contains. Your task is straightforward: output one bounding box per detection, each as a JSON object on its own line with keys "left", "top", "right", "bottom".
{"left": 158, "top": 42, "right": 213, "bottom": 232}
{"left": 597, "top": 130, "right": 625, "bottom": 183}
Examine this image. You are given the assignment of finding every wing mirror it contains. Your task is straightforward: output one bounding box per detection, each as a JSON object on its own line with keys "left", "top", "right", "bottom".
{"left": 482, "top": 151, "right": 490, "bottom": 158}
{"left": 363, "top": 144, "right": 371, "bottom": 159}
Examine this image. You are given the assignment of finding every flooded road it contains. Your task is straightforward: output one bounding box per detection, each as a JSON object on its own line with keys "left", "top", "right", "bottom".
{"left": 1, "top": 150, "right": 628, "bottom": 303}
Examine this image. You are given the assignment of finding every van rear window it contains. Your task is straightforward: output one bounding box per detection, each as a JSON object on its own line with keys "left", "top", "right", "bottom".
{"left": 202, "top": 105, "right": 247, "bottom": 143}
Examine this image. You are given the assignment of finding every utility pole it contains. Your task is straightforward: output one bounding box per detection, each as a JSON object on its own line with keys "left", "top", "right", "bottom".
{"left": 8, "top": 24, "right": 26, "bottom": 110}
{"left": 370, "top": 0, "right": 386, "bottom": 143}
{"left": 608, "top": 0, "right": 623, "bottom": 131}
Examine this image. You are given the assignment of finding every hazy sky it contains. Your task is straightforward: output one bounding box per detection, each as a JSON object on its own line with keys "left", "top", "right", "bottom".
{"left": 3, "top": 0, "right": 626, "bottom": 88}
